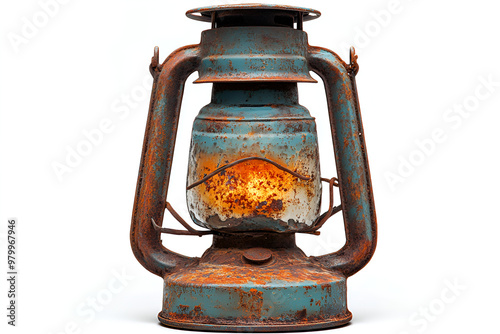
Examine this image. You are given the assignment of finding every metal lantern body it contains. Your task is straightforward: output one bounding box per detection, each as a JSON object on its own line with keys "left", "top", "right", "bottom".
{"left": 131, "top": 4, "right": 377, "bottom": 332}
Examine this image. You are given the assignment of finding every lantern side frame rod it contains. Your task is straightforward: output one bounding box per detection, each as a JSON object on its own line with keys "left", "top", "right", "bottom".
{"left": 307, "top": 46, "right": 377, "bottom": 278}
{"left": 130, "top": 44, "right": 201, "bottom": 278}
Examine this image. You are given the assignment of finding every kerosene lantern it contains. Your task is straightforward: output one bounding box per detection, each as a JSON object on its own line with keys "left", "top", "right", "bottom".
{"left": 131, "top": 4, "right": 377, "bottom": 332}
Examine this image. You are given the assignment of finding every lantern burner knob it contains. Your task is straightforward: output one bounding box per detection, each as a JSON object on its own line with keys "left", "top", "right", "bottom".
{"left": 242, "top": 247, "right": 273, "bottom": 264}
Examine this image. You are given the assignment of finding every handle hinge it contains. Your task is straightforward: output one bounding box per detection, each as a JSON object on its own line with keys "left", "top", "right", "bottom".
{"left": 347, "top": 46, "right": 359, "bottom": 76}
{"left": 150, "top": 46, "right": 162, "bottom": 78}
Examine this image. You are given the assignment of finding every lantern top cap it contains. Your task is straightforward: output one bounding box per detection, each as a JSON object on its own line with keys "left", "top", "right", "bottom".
{"left": 186, "top": 3, "right": 321, "bottom": 23}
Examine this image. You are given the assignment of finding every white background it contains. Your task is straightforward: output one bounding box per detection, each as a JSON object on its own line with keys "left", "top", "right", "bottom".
{"left": 1, "top": 0, "right": 499, "bottom": 333}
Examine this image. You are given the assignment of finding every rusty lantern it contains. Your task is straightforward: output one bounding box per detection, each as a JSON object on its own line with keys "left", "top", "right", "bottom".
{"left": 130, "top": 4, "right": 377, "bottom": 332}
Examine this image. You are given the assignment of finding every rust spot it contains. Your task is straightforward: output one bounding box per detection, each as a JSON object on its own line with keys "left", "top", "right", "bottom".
{"left": 269, "top": 199, "right": 283, "bottom": 211}
{"left": 178, "top": 305, "right": 189, "bottom": 312}
{"left": 195, "top": 156, "right": 298, "bottom": 217}
{"left": 296, "top": 308, "right": 307, "bottom": 320}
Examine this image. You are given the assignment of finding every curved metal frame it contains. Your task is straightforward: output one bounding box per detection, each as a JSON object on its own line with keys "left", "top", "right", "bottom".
{"left": 131, "top": 43, "right": 377, "bottom": 280}
{"left": 308, "top": 46, "right": 377, "bottom": 277}
{"left": 130, "top": 44, "right": 200, "bottom": 277}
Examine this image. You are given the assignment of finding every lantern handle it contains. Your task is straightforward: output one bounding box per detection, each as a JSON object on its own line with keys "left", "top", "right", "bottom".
{"left": 307, "top": 46, "right": 377, "bottom": 278}
{"left": 131, "top": 44, "right": 201, "bottom": 278}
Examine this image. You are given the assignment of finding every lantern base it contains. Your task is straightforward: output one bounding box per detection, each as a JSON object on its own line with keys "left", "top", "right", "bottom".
{"left": 158, "top": 311, "right": 351, "bottom": 332}
{"left": 158, "top": 234, "right": 351, "bottom": 332}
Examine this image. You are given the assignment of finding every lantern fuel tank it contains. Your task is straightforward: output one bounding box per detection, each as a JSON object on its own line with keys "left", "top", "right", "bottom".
{"left": 130, "top": 4, "right": 377, "bottom": 332}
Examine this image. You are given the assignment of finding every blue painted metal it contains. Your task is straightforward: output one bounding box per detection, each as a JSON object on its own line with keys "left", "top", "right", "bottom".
{"left": 130, "top": 4, "right": 377, "bottom": 332}
{"left": 195, "top": 27, "right": 316, "bottom": 83}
